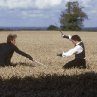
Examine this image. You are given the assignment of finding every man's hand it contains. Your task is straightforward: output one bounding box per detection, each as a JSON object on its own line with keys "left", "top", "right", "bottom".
{"left": 27, "top": 55, "right": 33, "bottom": 61}
{"left": 62, "top": 34, "right": 65, "bottom": 37}
{"left": 62, "top": 34, "right": 65, "bottom": 38}
{"left": 57, "top": 53, "right": 62, "bottom": 57}
{"left": 29, "top": 57, "right": 33, "bottom": 61}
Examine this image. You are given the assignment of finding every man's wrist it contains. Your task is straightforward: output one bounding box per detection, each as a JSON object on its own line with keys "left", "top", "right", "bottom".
{"left": 62, "top": 52, "right": 66, "bottom": 57}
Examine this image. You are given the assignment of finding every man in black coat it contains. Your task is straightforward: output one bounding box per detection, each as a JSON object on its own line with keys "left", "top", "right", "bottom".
{"left": 0, "top": 34, "right": 33, "bottom": 66}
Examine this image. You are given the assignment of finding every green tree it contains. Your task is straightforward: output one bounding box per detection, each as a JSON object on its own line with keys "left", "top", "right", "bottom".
{"left": 60, "top": 1, "right": 88, "bottom": 31}
{"left": 47, "top": 25, "right": 58, "bottom": 30}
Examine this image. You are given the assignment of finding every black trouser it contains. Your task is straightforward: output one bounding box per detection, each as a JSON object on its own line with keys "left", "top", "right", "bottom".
{"left": 63, "top": 58, "right": 86, "bottom": 69}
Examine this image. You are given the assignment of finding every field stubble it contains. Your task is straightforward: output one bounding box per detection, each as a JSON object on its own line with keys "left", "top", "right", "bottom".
{"left": 0, "top": 31, "right": 97, "bottom": 79}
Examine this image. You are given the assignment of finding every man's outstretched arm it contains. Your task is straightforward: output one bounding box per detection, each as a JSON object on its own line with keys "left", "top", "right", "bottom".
{"left": 13, "top": 45, "right": 33, "bottom": 61}
{"left": 57, "top": 45, "right": 83, "bottom": 57}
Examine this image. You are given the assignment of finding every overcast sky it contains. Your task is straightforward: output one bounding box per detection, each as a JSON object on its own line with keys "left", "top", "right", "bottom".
{"left": 0, "top": 0, "right": 97, "bottom": 27}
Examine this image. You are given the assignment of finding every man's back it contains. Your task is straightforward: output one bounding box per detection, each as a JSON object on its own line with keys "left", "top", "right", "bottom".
{"left": 0, "top": 43, "right": 14, "bottom": 66}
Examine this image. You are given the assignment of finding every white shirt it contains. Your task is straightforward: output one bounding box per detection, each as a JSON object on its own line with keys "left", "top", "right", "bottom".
{"left": 68, "top": 35, "right": 72, "bottom": 40}
{"left": 62, "top": 41, "right": 83, "bottom": 57}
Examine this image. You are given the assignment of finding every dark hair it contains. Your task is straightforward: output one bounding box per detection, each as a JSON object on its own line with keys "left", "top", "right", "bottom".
{"left": 71, "top": 35, "right": 81, "bottom": 41}
{"left": 7, "top": 34, "right": 17, "bottom": 43}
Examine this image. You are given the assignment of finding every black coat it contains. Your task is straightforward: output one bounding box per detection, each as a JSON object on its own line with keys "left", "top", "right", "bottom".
{"left": 0, "top": 43, "right": 32, "bottom": 66}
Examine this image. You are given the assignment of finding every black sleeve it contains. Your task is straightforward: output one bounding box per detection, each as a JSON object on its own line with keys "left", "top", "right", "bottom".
{"left": 12, "top": 44, "right": 33, "bottom": 60}
{"left": 63, "top": 35, "right": 69, "bottom": 39}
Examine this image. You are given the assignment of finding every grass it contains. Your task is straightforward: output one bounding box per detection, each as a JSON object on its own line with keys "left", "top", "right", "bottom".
{"left": 0, "top": 31, "right": 97, "bottom": 97}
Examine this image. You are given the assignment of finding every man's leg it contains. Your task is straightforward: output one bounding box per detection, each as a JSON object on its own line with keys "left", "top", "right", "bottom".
{"left": 76, "top": 59, "right": 86, "bottom": 69}
{"left": 63, "top": 59, "right": 86, "bottom": 69}
{"left": 63, "top": 59, "right": 77, "bottom": 69}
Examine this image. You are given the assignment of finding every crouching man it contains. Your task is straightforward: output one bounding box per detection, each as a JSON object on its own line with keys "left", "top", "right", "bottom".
{"left": 57, "top": 35, "right": 86, "bottom": 69}
{"left": 0, "top": 34, "right": 33, "bottom": 66}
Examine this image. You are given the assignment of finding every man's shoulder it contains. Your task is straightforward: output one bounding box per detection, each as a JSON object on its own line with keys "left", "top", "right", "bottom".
{"left": 0, "top": 42, "right": 6, "bottom": 44}
{"left": 0, "top": 43, "right": 7, "bottom": 46}
{"left": 0, "top": 43, "right": 16, "bottom": 48}
{"left": 75, "top": 45, "right": 83, "bottom": 50}
{"left": 9, "top": 43, "right": 18, "bottom": 50}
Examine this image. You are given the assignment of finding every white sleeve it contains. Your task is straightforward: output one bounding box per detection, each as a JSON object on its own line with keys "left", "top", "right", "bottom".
{"left": 68, "top": 35, "right": 72, "bottom": 40}
{"left": 62, "top": 45, "right": 83, "bottom": 57}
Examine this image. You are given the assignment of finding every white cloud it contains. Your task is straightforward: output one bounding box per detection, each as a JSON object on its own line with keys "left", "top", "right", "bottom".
{"left": 90, "top": 10, "right": 97, "bottom": 14}
{"left": 22, "top": 11, "right": 47, "bottom": 18}
{"left": 0, "top": 0, "right": 95, "bottom": 9}
{"left": 0, "top": 0, "right": 96, "bottom": 19}
{"left": 0, "top": 0, "right": 63, "bottom": 9}
{"left": 79, "top": 0, "right": 92, "bottom": 7}
{"left": 21, "top": 10, "right": 56, "bottom": 19}
{"left": 35, "top": 0, "right": 63, "bottom": 9}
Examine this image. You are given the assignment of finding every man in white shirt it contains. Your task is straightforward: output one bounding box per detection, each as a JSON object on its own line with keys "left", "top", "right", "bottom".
{"left": 57, "top": 35, "right": 86, "bottom": 69}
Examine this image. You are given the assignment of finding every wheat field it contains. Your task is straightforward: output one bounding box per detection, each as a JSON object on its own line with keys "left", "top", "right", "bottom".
{"left": 0, "top": 31, "right": 97, "bottom": 97}
{"left": 0, "top": 31, "right": 97, "bottom": 78}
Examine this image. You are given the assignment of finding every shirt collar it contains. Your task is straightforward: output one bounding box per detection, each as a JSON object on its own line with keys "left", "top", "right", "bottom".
{"left": 76, "top": 41, "right": 82, "bottom": 46}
